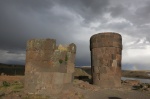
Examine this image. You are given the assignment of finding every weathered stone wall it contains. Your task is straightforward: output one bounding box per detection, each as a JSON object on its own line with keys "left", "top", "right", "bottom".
{"left": 25, "top": 39, "right": 76, "bottom": 95}
{"left": 90, "top": 32, "right": 122, "bottom": 88}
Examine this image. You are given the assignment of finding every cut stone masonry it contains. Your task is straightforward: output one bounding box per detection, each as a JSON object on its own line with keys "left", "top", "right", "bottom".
{"left": 90, "top": 32, "right": 122, "bottom": 88}
{"left": 25, "top": 39, "right": 76, "bottom": 95}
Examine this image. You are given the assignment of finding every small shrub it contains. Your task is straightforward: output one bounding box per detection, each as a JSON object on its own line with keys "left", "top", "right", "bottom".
{"left": 59, "top": 59, "right": 63, "bottom": 64}
{"left": 65, "top": 55, "right": 68, "bottom": 61}
{"left": 2, "top": 81, "right": 10, "bottom": 87}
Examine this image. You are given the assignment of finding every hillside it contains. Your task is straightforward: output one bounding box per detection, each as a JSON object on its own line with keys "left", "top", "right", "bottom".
{"left": 0, "top": 63, "right": 25, "bottom": 75}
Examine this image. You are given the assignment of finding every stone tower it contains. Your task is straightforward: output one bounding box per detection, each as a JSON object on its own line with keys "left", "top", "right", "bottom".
{"left": 25, "top": 39, "right": 76, "bottom": 95}
{"left": 90, "top": 32, "right": 122, "bottom": 88}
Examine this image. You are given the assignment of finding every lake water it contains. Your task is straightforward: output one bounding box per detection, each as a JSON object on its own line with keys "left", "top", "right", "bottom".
{"left": 121, "top": 77, "right": 150, "bottom": 83}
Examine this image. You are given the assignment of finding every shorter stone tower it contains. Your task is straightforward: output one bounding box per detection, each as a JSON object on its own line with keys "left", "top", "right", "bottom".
{"left": 90, "top": 32, "right": 122, "bottom": 88}
{"left": 25, "top": 39, "right": 76, "bottom": 95}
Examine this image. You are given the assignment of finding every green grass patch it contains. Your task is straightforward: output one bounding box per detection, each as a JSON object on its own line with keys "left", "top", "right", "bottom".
{"left": 65, "top": 55, "right": 68, "bottom": 61}
{"left": 11, "top": 84, "right": 24, "bottom": 92}
{"left": 0, "top": 81, "right": 24, "bottom": 93}
{"left": 24, "top": 94, "right": 50, "bottom": 99}
{"left": 2, "top": 81, "right": 10, "bottom": 87}
{"left": 59, "top": 59, "right": 63, "bottom": 64}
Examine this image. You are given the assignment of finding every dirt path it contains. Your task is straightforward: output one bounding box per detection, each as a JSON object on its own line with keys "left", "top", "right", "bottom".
{"left": 84, "top": 89, "right": 150, "bottom": 99}
{"left": 62, "top": 80, "right": 150, "bottom": 99}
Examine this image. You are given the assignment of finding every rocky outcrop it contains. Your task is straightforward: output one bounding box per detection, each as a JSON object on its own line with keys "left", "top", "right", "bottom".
{"left": 123, "top": 80, "right": 140, "bottom": 86}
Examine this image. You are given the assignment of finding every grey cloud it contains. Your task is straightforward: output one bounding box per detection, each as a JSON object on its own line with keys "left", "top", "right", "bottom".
{"left": 122, "top": 57, "right": 150, "bottom": 70}
{"left": 0, "top": 50, "right": 25, "bottom": 64}
{"left": 109, "top": 0, "right": 150, "bottom": 26}
{"left": 135, "top": 1, "right": 150, "bottom": 21}
{"left": 75, "top": 41, "right": 91, "bottom": 66}
{"left": 146, "top": 36, "right": 150, "bottom": 42}
{"left": 7, "top": 50, "right": 25, "bottom": 54}
{"left": 56, "top": 0, "right": 109, "bottom": 23}
{"left": 0, "top": 0, "right": 77, "bottom": 50}
{"left": 122, "top": 65, "right": 146, "bottom": 70}
{"left": 109, "top": 5, "right": 126, "bottom": 18}
{"left": 0, "top": 0, "right": 97, "bottom": 65}
{"left": 0, "top": 0, "right": 110, "bottom": 51}
{"left": 123, "top": 37, "right": 150, "bottom": 50}
{"left": 7, "top": 60, "right": 25, "bottom": 65}
{"left": 104, "top": 0, "right": 150, "bottom": 42}
{"left": 0, "top": 0, "right": 150, "bottom": 70}
{"left": 0, "top": 0, "right": 54, "bottom": 12}
{"left": 107, "top": 22, "right": 132, "bottom": 30}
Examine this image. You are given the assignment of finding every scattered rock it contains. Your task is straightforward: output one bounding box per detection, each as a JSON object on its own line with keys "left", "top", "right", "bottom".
{"left": 140, "top": 83, "right": 150, "bottom": 91}
{"left": 59, "top": 88, "right": 84, "bottom": 99}
{"left": 131, "top": 83, "right": 150, "bottom": 91}
{"left": 122, "top": 79, "right": 150, "bottom": 91}
{"left": 124, "top": 80, "right": 140, "bottom": 86}
{"left": 73, "top": 79, "right": 99, "bottom": 91}
{"left": 131, "top": 85, "right": 142, "bottom": 90}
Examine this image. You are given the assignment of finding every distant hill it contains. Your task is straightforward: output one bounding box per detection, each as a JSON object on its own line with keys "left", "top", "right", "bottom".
{"left": 0, "top": 63, "right": 150, "bottom": 79}
{"left": 0, "top": 63, "right": 25, "bottom": 75}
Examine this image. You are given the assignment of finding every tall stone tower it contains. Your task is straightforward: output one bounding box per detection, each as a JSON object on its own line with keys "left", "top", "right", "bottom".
{"left": 25, "top": 39, "right": 76, "bottom": 95}
{"left": 90, "top": 32, "right": 122, "bottom": 88}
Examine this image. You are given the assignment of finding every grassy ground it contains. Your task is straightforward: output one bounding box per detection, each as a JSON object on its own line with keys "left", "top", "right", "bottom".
{"left": 0, "top": 76, "right": 150, "bottom": 99}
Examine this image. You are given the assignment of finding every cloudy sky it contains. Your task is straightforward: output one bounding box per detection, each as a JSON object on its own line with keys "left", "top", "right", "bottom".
{"left": 0, "top": 0, "right": 150, "bottom": 70}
